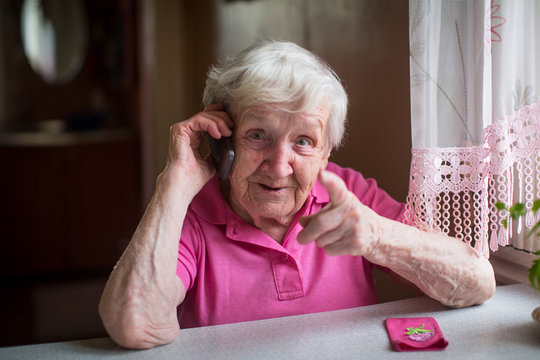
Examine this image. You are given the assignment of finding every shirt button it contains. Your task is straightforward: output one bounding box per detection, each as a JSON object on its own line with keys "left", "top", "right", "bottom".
{"left": 281, "top": 254, "right": 289, "bottom": 261}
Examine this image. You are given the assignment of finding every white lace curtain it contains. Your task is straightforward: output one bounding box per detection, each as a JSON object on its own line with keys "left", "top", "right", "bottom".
{"left": 406, "top": 0, "right": 540, "bottom": 257}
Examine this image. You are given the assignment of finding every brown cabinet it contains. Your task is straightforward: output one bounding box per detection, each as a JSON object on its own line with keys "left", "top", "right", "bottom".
{"left": 0, "top": 131, "right": 141, "bottom": 277}
{"left": 0, "top": 131, "right": 142, "bottom": 346}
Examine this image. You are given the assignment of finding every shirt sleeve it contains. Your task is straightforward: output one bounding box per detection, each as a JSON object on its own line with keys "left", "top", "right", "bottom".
{"left": 176, "top": 209, "right": 202, "bottom": 292}
{"left": 326, "top": 162, "right": 406, "bottom": 222}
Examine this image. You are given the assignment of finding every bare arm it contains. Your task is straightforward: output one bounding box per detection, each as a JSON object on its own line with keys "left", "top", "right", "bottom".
{"left": 98, "top": 177, "right": 189, "bottom": 349}
{"left": 366, "top": 216, "right": 495, "bottom": 307}
{"left": 298, "top": 170, "right": 496, "bottom": 308}
{"left": 98, "top": 104, "right": 233, "bottom": 349}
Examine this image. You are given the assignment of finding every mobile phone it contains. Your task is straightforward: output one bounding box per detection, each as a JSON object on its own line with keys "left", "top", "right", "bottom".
{"left": 208, "top": 135, "right": 235, "bottom": 181}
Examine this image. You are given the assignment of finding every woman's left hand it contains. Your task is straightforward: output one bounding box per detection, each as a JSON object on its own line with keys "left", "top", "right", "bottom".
{"left": 297, "top": 170, "right": 382, "bottom": 256}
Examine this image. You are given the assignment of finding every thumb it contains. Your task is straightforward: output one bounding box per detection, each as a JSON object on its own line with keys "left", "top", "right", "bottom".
{"left": 169, "top": 126, "right": 190, "bottom": 162}
{"left": 318, "top": 170, "right": 349, "bottom": 204}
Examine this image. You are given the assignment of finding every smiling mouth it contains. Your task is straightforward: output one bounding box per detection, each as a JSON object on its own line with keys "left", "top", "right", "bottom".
{"left": 260, "top": 184, "right": 282, "bottom": 191}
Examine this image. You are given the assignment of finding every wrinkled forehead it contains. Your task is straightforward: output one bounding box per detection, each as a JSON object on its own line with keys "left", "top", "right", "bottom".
{"left": 231, "top": 103, "right": 331, "bottom": 129}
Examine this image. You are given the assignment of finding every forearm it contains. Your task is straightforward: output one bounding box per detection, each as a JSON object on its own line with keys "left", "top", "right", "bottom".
{"left": 99, "top": 174, "right": 193, "bottom": 348}
{"left": 366, "top": 217, "right": 496, "bottom": 308}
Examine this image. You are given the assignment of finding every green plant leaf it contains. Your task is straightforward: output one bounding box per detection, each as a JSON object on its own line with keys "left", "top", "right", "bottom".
{"left": 510, "top": 203, "right": 523, "bottom": 211}
{"left": 525, "top": 221, "right": 540, "bottom": 239}
{"left": 509, "top": 203, "right": 527, "bottom": 219}
{"left": 528, "top": 258, "right": 540, "bottom": 291}
{"left": 495, "top": 201, "right": 507, "bottom": 211}
{"left": 532, "top": 200, "right": 540, "bottom": 215}
{"left": 493, "top": 200, "right": 540, "bottom": 292}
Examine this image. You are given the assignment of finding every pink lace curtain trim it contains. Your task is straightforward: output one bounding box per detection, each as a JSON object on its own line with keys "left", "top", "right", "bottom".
{"left": 404, "top": 101, "right": 540, "bottom": 257}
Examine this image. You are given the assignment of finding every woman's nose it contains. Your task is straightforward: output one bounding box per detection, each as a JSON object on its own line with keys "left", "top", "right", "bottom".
{"left": 262, "top": 142, "right": 294, "bottom": 178}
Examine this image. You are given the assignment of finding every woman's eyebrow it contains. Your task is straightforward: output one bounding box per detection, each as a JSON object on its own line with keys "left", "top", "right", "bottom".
{"left": 294, "top": 114, "right": 325, "bottom": 131}
{"left": 240, "top": 111, "right": 269, "bottom": 124}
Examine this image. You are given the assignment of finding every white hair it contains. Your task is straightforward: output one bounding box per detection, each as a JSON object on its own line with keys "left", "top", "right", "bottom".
{"left": 203, "top": 40, "right": 348, "bottom": 149}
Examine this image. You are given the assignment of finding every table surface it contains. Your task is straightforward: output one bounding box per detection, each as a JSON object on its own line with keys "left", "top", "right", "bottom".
{"left": 1, "top": 284, "right": 539, "bottom": 360}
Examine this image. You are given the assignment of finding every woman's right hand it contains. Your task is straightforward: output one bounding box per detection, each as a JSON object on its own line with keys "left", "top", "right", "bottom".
{"left": 159, "top": 103, "right": 233, "bottom": 195}
{"left": 100, "top": 104, "right": 233, "bottom": 349}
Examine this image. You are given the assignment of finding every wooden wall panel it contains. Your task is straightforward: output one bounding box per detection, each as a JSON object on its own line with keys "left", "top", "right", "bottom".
{"left": 307, "top": 0, "right": 411, "bottom": 201}
{"left": 216, "top": 0, "right": 306, "bottom": 58}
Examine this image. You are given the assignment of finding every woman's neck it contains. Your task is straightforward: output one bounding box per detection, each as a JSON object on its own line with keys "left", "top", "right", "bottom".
{"left": 251, "top": 217, "right": 290, "bottom": 244}
{"left": 220, "top": 181, "right": 293, "bottom": 243}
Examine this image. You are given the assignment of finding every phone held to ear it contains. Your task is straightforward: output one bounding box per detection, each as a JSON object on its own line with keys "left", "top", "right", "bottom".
{"left": 208, "top": 135, "right": 235, "bottom": 181}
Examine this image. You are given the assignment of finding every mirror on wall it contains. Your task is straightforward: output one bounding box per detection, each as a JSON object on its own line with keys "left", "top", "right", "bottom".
{"left": 20, "top": 0, "right": 88, "bottom": 85}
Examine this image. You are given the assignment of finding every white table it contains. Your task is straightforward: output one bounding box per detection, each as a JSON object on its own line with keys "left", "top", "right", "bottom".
{"left": 1, "top": 284, "right": 539, "bottom": 359}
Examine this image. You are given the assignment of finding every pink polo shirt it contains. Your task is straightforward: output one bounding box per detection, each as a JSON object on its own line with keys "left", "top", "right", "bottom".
{"left": 176, "top": 162, "right": 405, "bottom": 328}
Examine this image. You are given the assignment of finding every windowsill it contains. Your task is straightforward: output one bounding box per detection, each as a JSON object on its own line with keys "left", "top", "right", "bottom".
{"left": 490, "top": 246, "right": 535, "bottom": 285}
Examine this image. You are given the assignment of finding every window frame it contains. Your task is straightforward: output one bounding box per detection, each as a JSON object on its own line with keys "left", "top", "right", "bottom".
{"left": 490, "top": 246, "right": 535, "bottom": 285}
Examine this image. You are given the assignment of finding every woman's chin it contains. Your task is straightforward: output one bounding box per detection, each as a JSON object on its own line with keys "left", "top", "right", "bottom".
{"left": 249, "top": 203, "right": 296, "bottom": 225}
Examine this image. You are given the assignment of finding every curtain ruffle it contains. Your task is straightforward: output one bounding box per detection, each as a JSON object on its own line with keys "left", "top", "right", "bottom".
{"left": 405, "top": 101, "right": 540, "bottom": 257}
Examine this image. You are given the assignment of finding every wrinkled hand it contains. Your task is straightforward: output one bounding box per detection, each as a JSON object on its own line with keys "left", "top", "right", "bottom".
{"left": 297, "top": 170, "right": 381, "bottom": 256}
{"left": 160, "top": 103, "right": 233, "bottom": 194}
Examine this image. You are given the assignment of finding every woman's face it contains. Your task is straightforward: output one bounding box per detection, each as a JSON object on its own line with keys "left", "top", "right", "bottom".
{"left": 227, "top": 104, "right": 331, "bottom": 227}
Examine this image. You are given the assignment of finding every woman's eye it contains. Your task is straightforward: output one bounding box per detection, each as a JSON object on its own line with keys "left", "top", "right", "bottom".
{"left": 249, "top": 131, "right": 264, "bottom": 140}
{"left": 296, "top": 138, "right": 311, "bottom": 146}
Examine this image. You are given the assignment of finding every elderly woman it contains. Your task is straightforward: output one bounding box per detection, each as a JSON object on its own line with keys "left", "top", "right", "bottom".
{"left": 99, "top": 41, "right": 495, "bottom": 349}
